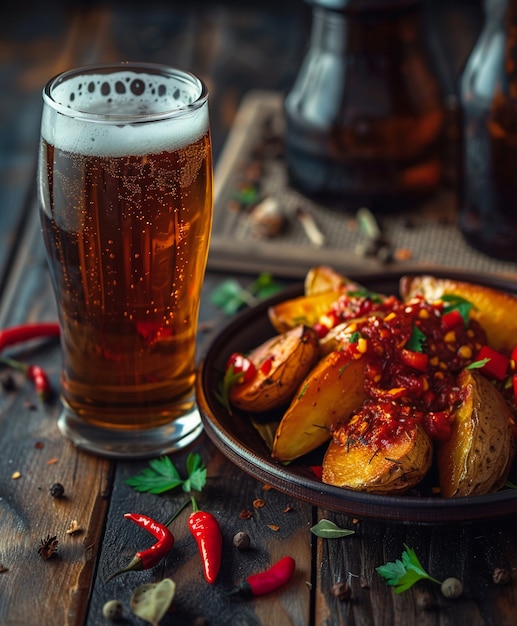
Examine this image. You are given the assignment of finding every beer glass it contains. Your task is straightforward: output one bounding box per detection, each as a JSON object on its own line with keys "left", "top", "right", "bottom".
{"left": 38, "top": 63, "right": 213, "bottom": 458}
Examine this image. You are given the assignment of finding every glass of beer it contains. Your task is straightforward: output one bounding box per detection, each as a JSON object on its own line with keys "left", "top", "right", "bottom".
{"left": 38, "top": 62, "right": 213, "bottom": 458}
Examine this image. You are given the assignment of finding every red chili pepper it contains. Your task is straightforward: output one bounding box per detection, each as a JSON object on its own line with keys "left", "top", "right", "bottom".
{"left": 188, "top": 496, "right": 222, "bottom": 584}
{"left": 475, "top": 345, "right": 510, "bottom": 381}
{"left": 105, "top": 502, "right": 189, "bottom": 583}
{"left": 0, "top": 322, "right": 60, "bottom": 352}
{"left": 0, "top": 356, "right": 52, "bottom": 402}
{"left": 231, "top": 556, "right": 296, "bottom": 597}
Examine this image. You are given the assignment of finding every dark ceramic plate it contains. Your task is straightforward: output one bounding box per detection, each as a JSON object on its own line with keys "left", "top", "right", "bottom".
{"left": 196, "top": 269, "right": 517, "bottom": 523}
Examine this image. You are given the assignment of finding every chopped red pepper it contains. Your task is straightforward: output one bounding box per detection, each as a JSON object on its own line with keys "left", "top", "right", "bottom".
{"left": 259, "top": 356, "right": 274, "bottom": 376}
{"left": 475, "top": 345, "right": 510, "bottom": 381}
{"left": 423, "top": 411, "right": 452, "bottom": 441}
{"left": 399, "top": 348, "right": 428, "bottom": 373}
{"left": 441, "top": 309, "right": 464, "bottom": 330}
{"left": 226, "top": 353, "right": 257, "bottom": 384}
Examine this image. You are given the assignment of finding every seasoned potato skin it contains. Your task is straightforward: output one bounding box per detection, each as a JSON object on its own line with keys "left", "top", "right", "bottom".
{"left": 272, "top": 352, "right": 367, "bottom": 461}
{"left": 268, "top": 290, "right": 345, "bottom": 334}
{"left": 229, "top": 325, "right": 319, "bottom": 413}
{"left": 399, "top": 274, "right": 517, "bottom": 353}
{"left": 322, "top": 423, "right": 433, "bottom": 495}
{"left": 437, "top": 369, "right": 516, "bottom": 498}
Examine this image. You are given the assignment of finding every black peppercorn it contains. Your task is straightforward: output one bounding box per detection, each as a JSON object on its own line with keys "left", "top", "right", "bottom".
{"left": 233, "top": 531, "right": 251, "bottom": 551}
{"left": 50, "top": 483, "right": 65, "bottom": 498}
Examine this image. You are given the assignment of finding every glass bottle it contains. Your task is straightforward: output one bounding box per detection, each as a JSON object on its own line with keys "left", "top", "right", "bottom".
{"left": 459, "top": 0, "right": 517, "bottom": 261}
{"left": 284, "top": 0, "right": 445, "bottom": 211}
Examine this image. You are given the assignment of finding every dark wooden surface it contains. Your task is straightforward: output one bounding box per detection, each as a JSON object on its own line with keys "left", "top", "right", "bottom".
{"left": 1, "top": 3, "right": 516, "bottom": 626}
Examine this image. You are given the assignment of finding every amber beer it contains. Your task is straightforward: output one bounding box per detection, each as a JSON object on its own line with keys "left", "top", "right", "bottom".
{"left": 38, "top": 64, "right": 213, "bottom": 457}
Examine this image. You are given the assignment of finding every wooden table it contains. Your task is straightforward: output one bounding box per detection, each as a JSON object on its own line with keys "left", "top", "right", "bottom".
{"left": 1, "top": 3, "right": 516, "bottom": 626}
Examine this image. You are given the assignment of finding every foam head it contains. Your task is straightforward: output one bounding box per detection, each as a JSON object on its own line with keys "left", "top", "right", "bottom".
{"left": 41, "top": 64, "right": 209, "bottom": 157}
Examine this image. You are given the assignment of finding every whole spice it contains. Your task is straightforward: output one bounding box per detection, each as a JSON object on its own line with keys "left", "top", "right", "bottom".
{"left": 50, "top": 482, "right": 65, "bottom": 498}
{"left": 102, "top": 599, "right": 123, "bottom": 621}
{"left": 230, "top": 556, "right": 296, "bottom": 597}
{"left": 0, "top": 356, "right": 52, "bottom": 401}
{"left": 233, "top": 531, "right": 251, "bottom": 551}
{"left": 105, "top": 512, "right": 176, "bottom": 582}
{"left": 188, "top": 496, "right": 222, "bottom": 584}
{"left": 440, "top": 577, "right": 463, "bottom": 599}
{"left": 332, "top": 581, "right": 351, "bottom": 601}
{"left": 38, "top": 534, "right": 59, "bottom": 560}
{"left": 0, "top": 322, "right": 60, "bottom": 352}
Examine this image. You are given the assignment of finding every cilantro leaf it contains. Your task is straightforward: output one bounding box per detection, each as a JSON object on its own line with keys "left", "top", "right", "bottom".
{"left": 215, "top": 362, "right": 242, "bottom": 413}
{"left": 441, "top": 294, "right": 475, "bottom": 325}
{"left": 405, "top": 325, "right": 427, "bottom": 352}
{"left": 376, "top": 545, "right": 441, "bottom": 593}
{"left": 125, "top": 453, "right": 207, "bottom": 495}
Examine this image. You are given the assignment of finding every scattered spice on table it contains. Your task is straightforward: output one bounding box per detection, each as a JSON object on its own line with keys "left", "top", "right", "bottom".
{"left": 0, "top": 356, "right": 52, "bottom": 402}
{"left": 38, "top": 534, "right": 58, "bottom": 560}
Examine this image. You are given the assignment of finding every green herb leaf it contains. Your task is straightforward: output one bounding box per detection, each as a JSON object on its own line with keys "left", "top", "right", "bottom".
{"left": 215, "top": 362, "right": 242, "bottom": 413}
{"left": 210, "top": 273, "right": 283, "bottom": 317}
{"left": 405, "top": 325, "right": 427, "bottom": 352}
{"left": 125, "top": 453, "right": 207, "bottom": 495}
{"left": 376, "top": 545, "right": 441, "bottom": 593}
{"left": 466, "top": 358, "right": 490, "bottom": 370}
{"left": 347, "top": 289, "right": 383, "bottom": 304}
{"left": 349, "top": 331, "right": 362, "bottom": 344}
{"left": 310, "top": 519, "right": 355, "bottom": 539}
{"left": 441, "top": 294, "right": 475, "bottom": 325}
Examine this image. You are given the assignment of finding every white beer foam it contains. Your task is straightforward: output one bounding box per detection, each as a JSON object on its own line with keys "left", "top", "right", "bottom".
{"left": 41, "top": 71, "right": 208, "bottom": 157}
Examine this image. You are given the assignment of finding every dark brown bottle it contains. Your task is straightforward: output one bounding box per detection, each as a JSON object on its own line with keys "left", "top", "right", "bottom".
{"left": 459, "top": 0, "right": 517, "bottom": 261}
{"left": 284, "top": 0, "right": 445, "bottom": 211}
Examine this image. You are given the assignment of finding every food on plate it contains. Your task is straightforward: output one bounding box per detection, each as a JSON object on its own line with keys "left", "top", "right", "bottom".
{"left": 323, "top": 420, "right": 432, "bottom": 495}
{"left": 228, "top": 325, "right": 319, "bottom": 413}
{"left": 272, "top": 353, "right": 366, "bottom": 461}
{"left": 437, "top": 369, "right": 516, "bottom": 497}
{"left": 399, "top": 274, "right": 517, "bottom": 353}
{"left": 222, "top": 266, "right": 517, "bottom": 498}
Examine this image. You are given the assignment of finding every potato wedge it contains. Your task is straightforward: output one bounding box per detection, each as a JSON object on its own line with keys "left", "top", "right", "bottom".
{"left": 437, "top": 369, "right": 516, "bottom": 498}
{"left": 229, "top": 325, "right": 319, "bottom": 413}
{"left": 267, "top": 290, "right": 344, "bottom": 334}
{"left": 322, "top": 422, "right": 433, "bottom": 495}
{"left": 304, "top": 265, "right": 351, "bottom": 296}
{"left": 399, "top": 274, "right": 517, "bottom": 353}
{"left": 272, "top": 352, "right": 366, "bottom": 461}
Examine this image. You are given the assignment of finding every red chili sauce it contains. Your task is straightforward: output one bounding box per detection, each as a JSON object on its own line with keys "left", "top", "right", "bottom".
{"left": 328, "top": 294, "right": 487, "bottom": 447}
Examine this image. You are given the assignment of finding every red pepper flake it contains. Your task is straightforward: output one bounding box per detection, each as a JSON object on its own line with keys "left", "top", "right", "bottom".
{"left": 34, "top": 441, "right": 45, "bottom": 449}
{"left": 253, "top": 499, "right": 265, "bottom": 509}
{"left": 47, "top": 458, "right": 59, "bottom": 465}
{"left": 267, "top": 524, "right": 280, "bottom": 532}
{"left": 283, "top": 506, "right": 292, "bottom": 513}
{"left": 262, "top": 483, "right": 272, "bottom": 491}
{"left": 239, "top": 510, "right": 253, "bottom": 520}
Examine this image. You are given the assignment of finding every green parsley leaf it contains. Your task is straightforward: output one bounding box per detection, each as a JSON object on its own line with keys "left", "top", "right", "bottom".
{"left": 349, "top": 331, "right": 362, "bottom": 344}
{"left": 215, "top": 362, "right": 242, "bottom": 413}
{"left": 310, "top": 519, "right": 355, "bottom": 539}
{"left": 441, "top": 294, "right": 475, "bottom": 325}
{"left": 405, "top": 325, "right": 427, "bottom": 352}
{"left": 125, "top": 453, "right": 207, "bottom": 495}
{"left": 376, "top": 545, "right": 441, "bottom": 593}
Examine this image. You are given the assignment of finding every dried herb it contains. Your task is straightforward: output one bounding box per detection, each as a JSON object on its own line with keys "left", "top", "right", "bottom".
{"left": 130, "top": 578, "right": 176, "bottom": 626}
{"left": 125, "top": 453, "right": 207, "bottom": 495}
{"left": 310, "top": 519, "right": 355, "bottom": 539}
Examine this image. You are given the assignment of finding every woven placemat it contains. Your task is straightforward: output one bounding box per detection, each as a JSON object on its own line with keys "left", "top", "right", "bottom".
{"left": 209, "top": 91, "right": 517, "bottom": 280}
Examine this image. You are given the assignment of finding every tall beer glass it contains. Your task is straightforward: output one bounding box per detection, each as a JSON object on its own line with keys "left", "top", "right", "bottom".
{"left": 38, "top": 63, "right": 213, "bottom": 458}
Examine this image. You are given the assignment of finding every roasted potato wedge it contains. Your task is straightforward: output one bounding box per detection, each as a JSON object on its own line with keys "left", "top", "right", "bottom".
{"left": 229, "top": 325, "right": 319, "bottom": 413}
{"left": 399, "top": 274, "right": 517, "bottom": 353}
{"left": 304, "top": 265, "right": 351, "bottom": 296}
{"left": 268, "top": 290, "right": 344, "bottom": 334}
{"left": 437, "top": 369, "right": 516, "bottom": 498}
{"left": 322, "top": 422, "right": 433, "bottom": 495}
{"left": 272, "top": 352, "right": 366, "bottom": 461}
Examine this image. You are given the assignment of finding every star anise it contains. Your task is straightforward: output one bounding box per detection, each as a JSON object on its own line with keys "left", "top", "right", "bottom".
{"left": 38, "top": 534, "right": 58, "bottom": 560}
